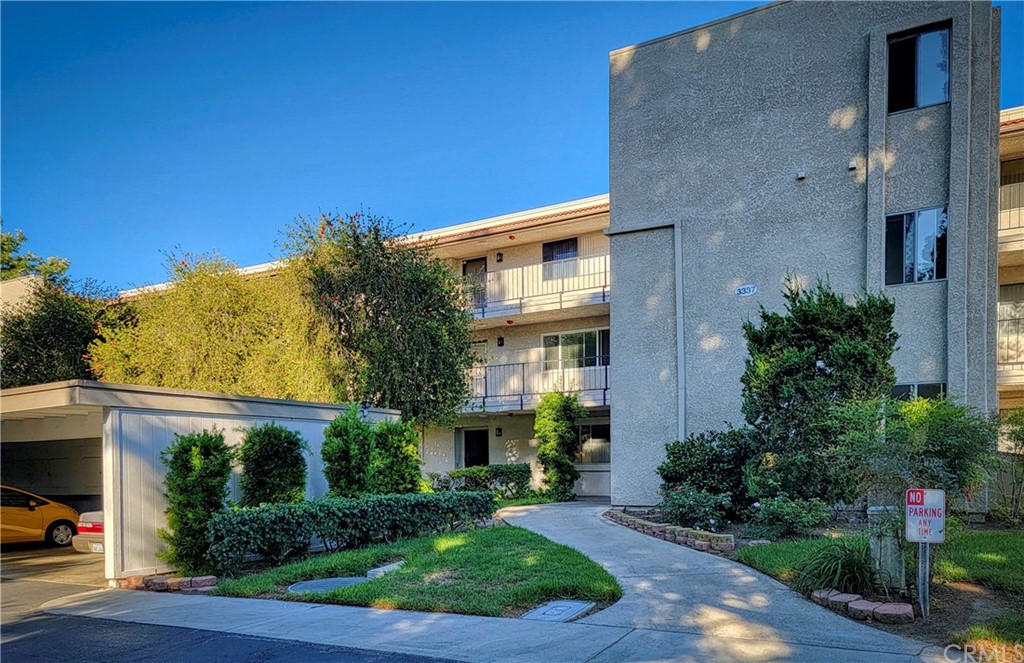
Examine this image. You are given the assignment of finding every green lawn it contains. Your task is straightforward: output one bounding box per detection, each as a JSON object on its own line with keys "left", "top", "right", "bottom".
{"left": 215, "top": 526, "right": 621, "bottom": 617}
{"left": 495, "top": 495, "right": 556, "bottom": 509}
{"left": 933, "top": 530, "right": 1024, "bottom": 595}
{"left": 959, "top": 611, "right": 1024, "bottom": 647}
{"left": 735, "top": 537, "right": 850, "bottom": 583}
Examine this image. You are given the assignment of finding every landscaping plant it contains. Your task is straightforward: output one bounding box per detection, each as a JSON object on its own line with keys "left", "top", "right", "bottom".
{"left": 158, "top": 429, "right": 233, "bottom": 576}
{"left": 748, "top": 494, "right": 831, "bottom": 539}
{"left": 321, "top": 405, "right": 374, "bottom": 497}
{"left": 792, "top": 537, "right": 874, "bottom": 595}
{"left": 448, "top": 463, "right": 532, "bottom": 498}
{"left": 657, "top": 428, "right": 753, "bottom": 513}
{"left": 996, "top": 407, "right": 1024, "bottom": 524}
{"left": 741, "top": 278, "right": 898, "bottom": 503}
{"left": 238, "top": 423, "right": 308, "bottom": 506}
{"left": 660, "top": 484, "right": 731, "bottom": 531}
{"left": 534, "top": 392, "right": 588, "bottom": 501}
{"left": 368, "top": 419, "right": 422, "bottom": 495}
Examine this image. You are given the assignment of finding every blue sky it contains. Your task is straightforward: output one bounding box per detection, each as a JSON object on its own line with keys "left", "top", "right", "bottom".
{"left": 3, "top": 2, "right": 1022, "bottom": 290}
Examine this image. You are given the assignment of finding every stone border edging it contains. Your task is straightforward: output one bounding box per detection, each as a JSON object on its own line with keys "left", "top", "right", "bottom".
{"left": 811, "top": 589, "right": 915, "bottom": 624}
{"left": 602, "top": 509, "right": 735, "bottom": 552}
{"left": 117, "top": 574, "right": 218, "bottom": 595}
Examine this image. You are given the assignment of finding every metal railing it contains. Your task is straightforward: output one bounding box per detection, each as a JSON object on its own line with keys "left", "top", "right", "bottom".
{"left": 998, "top": 317, "right": 1024, "bottom": 372}
{"left": 465, "top": 360, "right": 610, "bottom": 412}
{"left": 464, "top": 254, "right": 610, "bottom": 318}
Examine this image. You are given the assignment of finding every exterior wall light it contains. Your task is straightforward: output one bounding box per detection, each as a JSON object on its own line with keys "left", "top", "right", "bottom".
{"left": 495, "top": 427, "right": 503, "bottom": 437}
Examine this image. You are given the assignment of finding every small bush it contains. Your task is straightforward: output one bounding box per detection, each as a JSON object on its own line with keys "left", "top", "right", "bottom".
{"left": 535, "top": 392, "right": 588, "bottom": 501}
{"left": 207, "top": 491, "right": 496, "bottom": 575}
{"left": 661, "top": 484, "right": 731, "bottom": 531}
{"left": 448, "top": 463, "right": 532, "bottom": 498}
{"left": 159, "top": 429, "right": 233, "bottom": 576}
{"left": 238, "top": 423, "right": 308, "bottom": 506}
{"left": 749, "top": 494, "right": 831, "bottom": 539}
{"left": 322, "top": 405, "right": 374, "bottom": 497}
{"left": 368, "top": 420, "right": 422, "bottom": 494}
{"left": 792, "top": 538, "right": 874, "bottom": 595}
{"left": 657, "top": 428, "right": 754, "bottom": 509}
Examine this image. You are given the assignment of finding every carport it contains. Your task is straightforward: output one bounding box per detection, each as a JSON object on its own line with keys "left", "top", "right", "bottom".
{"left": 0, "top": 380, "right": 398, "bottom": 585}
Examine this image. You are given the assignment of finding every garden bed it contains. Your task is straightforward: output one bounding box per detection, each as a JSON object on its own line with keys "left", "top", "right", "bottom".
{"left": 735, "top": 527, "right": 1024, "bottom": 660}
{"left": 213, "top": 525, "right": 621, "bottom": 618}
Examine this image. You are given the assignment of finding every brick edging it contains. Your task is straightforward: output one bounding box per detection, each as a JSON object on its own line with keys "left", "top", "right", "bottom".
{"left": 602, "top": 508, "right": 735, "bottom": 553}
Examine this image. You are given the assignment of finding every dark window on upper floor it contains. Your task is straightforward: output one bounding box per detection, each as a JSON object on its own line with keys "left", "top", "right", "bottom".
{"left": 888, "top": 25, "right": 950, "bottom": 113}
{"left": 885, "top": 206, "right": 947, "bottom": 285}
{"left": 542, "top": 237, "right": 578, "bottom": 280}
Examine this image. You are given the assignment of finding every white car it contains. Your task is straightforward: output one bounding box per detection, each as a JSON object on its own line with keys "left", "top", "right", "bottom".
{"left": 71, "top": 511, "right": 104, "bottom": 554}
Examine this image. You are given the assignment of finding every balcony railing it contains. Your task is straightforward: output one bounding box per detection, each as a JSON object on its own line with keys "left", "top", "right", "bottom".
{"left": 999, "top": 207, "right": 1023, "bottom": 233}
{"left": 465, "top": 361, "right": 609, "bottom": 412}
{"left": 464, "top": 254, "right": 609, "bottom": 318}
{"left": 998, "top": 317, "right": 1024, "bottom": 373}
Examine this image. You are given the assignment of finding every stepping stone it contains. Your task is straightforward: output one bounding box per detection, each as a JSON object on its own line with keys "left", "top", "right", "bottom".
{"left": 366, "top": 561, "right": 405, "bottom": 578}
{"left": 521, "top": 600, "right": 595, "bottom": 622}
{"left": 287, "top": 577, "right": 368, "bottom": 594}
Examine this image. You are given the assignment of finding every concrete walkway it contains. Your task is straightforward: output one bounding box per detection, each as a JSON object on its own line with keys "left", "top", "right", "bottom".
{"left": 40, "top": 502, "right": 957, "bottom": 662}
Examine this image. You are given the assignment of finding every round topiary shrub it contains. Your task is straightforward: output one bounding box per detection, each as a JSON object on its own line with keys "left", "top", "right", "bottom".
{"left": 322, "top": 405, "right": 374, "bottom": 497}
{"left": 239, "top": 423, "right": 308, "bottom": 506}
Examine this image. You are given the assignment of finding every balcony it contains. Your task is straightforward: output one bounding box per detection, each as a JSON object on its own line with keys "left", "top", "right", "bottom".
{"left": 465, "top": 361, "right": 610, "bottom": 413}
{"left": 464, "top": 254, "right": 609, "bottom": 321}
{"left": 998, "top": 316, "right": 1024, "bottom": 385}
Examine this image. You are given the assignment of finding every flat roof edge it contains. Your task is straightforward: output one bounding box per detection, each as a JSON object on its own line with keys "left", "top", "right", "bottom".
{"left": 610, "top": 1, "right": 788, "bottom": 57}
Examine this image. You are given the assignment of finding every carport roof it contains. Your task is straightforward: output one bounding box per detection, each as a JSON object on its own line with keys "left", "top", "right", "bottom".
{"left": 0, "top": 380, "right": 399, "bottom": 422}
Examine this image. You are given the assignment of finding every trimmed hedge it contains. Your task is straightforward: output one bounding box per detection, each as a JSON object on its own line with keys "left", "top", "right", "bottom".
{"left": 207, "top": 491, "right": 496, "bottom": 575}
{"left": 448, "top": 463, "right": 532, "bottom": 497}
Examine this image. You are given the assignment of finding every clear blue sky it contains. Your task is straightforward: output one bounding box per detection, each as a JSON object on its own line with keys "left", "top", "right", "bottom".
{"left": 3, "top": 2, "right": 1022, "bottom": 291}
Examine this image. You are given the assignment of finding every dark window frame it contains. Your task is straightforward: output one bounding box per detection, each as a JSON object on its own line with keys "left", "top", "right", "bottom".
{"left": 884, "top": 206, "right": 948, "bottom": 286}
{"left": 887, "top": 23, "right": 951, "bottom": 114}
{"left": 892, "top": 382, "right": 947, "bottom": 400}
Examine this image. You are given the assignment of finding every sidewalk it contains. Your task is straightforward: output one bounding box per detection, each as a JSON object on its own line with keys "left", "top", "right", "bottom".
{"left": 41, "top": 503, "right": 958, "bottom": 662}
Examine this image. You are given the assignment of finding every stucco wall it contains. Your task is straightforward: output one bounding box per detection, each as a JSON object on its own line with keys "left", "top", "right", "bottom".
{"left": 609, "top": 1, "right": 999, "bottom": 505}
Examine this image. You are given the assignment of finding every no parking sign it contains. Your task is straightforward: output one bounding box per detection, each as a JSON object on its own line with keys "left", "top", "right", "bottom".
{"left": 905, "top": 488, "right": 946, "bottom": 543}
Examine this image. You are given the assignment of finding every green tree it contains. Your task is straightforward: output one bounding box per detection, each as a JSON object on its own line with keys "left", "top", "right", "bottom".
{"left": 1, "top": 225, "right": 70, "bottom": 281}
{"left": 238, "top": 423, "right": 308, "bottom": 506}
{"left": 284, "top": 212, "right": 475, "bottom": 428}
{"left": 1, "top": 281, "right": 115, "bottom": 388}
{"left": 369, "top": 420, "right": 423, "bottom": 494}
{"left": 322, "top": 405, "right": 374, "bottom": 497}
{"left": 89, "top": 252, "right": 342, "bottom": 401}
{"left": 158, "top": 429, "right": 233, "bottom": 576}
{"left": 535, "top": 392, "right": 588, "bottom": 501}
{"left": 741, "top": 278, "right": 898, "bottom": 502}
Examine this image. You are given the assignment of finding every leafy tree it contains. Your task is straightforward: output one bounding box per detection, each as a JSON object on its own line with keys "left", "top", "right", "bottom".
{"left": 535, "top": 392, "right": 588, "bottom": 501}
{"left": 238, "top": 423, "right": 308, "bottom": 506}
{"left": 1, "top": 280, "right": 116, "bottom": 388}
{"left": 1, "top": 225, "right": 70, "bottom": 281}
{"left": 284, "top": 212, "right": 475, "bottom": 428}
{"left": 368, "top": 420, "right": 423, "bottom": 494}
{"left": 322, "top": 405, "right": 374, "bottom": 497}
{"left": 740, "top": 278, "right": 898, "bottom": 502}
{"left": 158, "top": 429, "right": 233, "bottom": 576}
{"left": 89, "top": 252, "right": 342, "bottom": 401}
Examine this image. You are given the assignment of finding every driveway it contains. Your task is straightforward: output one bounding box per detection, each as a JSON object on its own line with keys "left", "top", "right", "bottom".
{"left": 0, "top": 544, "right": 106, "bottom": 587}
{"left": 500, "top": 501, "right": 937, "bottom": 662}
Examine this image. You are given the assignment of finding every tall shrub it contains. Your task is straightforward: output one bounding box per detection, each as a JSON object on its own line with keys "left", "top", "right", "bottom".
{"left": 238, "top": 423, "right": 308, "bottom": 506}
{"left": 158, "top": 429, "right": 233, "bottom": 576}
{"left": 741, "top": 278, "right": 898, "bottom": 502}
{"left": 322, "top": 405, "right": 374, "bottom": 497}
{"left": 369, "top": 420, "right": 422, "bottom": 494}
{"left": 535, "top": 392, "right": 588, "bottom": 501}
{"left": 657, "top": 428, "right": 753, "bottom": 511}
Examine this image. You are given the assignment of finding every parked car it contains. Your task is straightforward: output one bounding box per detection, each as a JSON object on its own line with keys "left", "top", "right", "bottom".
{"left": 72, "top": 511, "right": 104, "bottom": 554}
{"left": 0, "top": 485, "right": 79, "bottom": 546}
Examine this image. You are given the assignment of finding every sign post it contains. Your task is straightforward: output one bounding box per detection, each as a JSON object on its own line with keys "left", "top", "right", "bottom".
{"left": 905, "top": 488, "right": 945, "bottom": 618}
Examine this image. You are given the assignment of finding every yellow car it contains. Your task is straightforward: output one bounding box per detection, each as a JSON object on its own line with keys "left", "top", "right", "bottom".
{"left": 1, "top": 485, "right": 79, "bottom": 546}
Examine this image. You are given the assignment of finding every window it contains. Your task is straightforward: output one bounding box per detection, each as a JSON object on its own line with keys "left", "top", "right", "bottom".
{"left": 575, "top": 423, "right": 611, "bottom": 464}
{"left": 885, "top": 206, "right": 947, "bottom": 285}
{"left": 1, "top": 488, "right": 33, "bottom": 508}
{"left": 542, "top": 238, "right": 578, "bottom": 280}
{"left": 888, "top": 25, "right": 949, "bottom": 113}
{"left": 543, "top": 328, "right": 610, "bottom": 370}
{"left": 892, "top": 382, "right": 946, "bottom": 400}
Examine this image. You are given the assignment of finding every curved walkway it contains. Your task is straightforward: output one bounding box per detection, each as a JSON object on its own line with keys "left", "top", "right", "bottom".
{"left": 501, "top": 501, "right": 944, "bottom": 662}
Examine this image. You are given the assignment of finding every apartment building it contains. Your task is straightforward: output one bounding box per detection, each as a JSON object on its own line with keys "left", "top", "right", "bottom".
{"left": 998, "top": 107, "right": 1024, "bottom": 412}
{"left": 416, "top": 196, "right": 613, "bottom": 497}
{"left": 609, "top": 1, "right": 1001, "bottom": 505}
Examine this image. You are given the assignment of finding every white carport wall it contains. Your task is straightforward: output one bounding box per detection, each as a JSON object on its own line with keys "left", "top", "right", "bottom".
{"left": 0, "top": 380, "right": 399, "bottom": 585}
